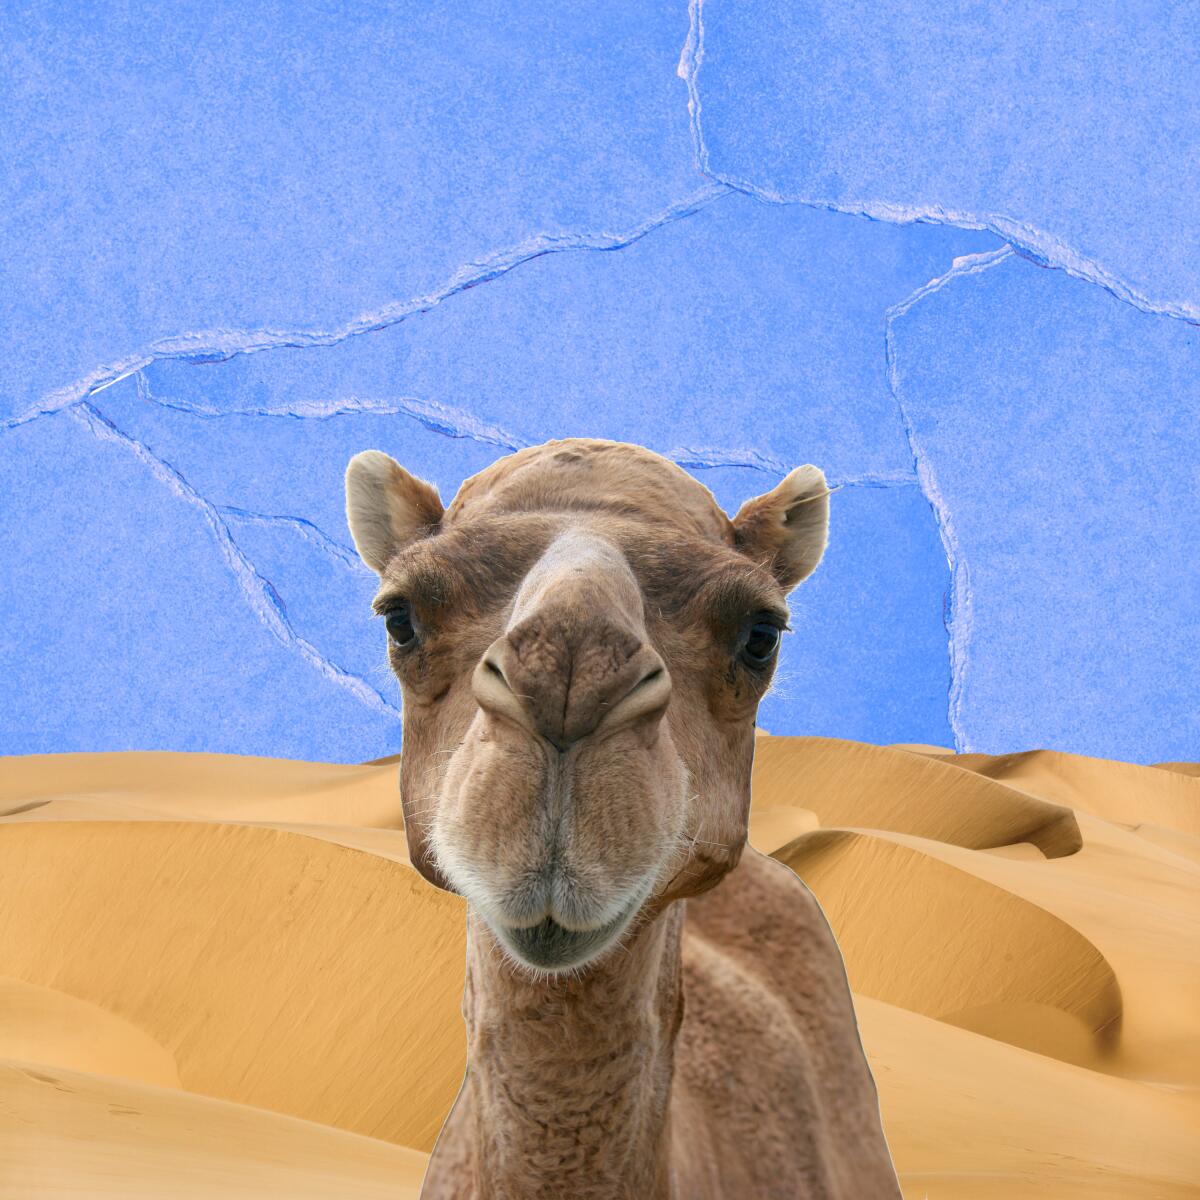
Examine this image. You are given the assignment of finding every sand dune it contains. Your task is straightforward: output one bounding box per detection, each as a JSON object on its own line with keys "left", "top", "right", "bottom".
{"left": 1, "top": 735, "right": 1197, "bottom": 1198}
{"left": 1156, "top": 762, "right": 1200, "bottom": 779}
{"left": 943, "top": 748, "right": 1200, "bottom": 837}
{"left": 0, "top": 820, "right": 464, "bottom": 1150}
{"left": 0, "top": 978, "right": 180, "bottom": 1090}
{"left": 751, "top": 736, "right": 1084, "bottom": 856}
{"left": 0, "top": 751, "right": 405, "bottom": 827}
{"left": 859, "top": 998, "right": 1200, "bottom": 1200}
{"left": 4, "top": 1060, "right": 428, "bottom": 1199}
{"left": 769, "top": 830, "right": 1122, "bottom": 1068}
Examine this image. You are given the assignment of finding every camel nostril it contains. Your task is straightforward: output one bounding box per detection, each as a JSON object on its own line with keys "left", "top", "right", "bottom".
{"left": 634, "top": 667, "right": 663, "bottom": 691}
{"left": 472, "top": 649, "right": 542, "bottom": 744}
{"left": 584, "top": 656, "right": 672, "bottom": 744}
{"left": 602, "top": 668, "right": 661, "bottom": 707}
{"left": 475, "top": 633, "right": 669, "bottom": 752}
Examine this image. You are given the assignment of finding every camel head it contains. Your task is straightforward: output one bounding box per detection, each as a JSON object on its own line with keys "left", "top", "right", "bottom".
{"left": 345, "top": 439, "right": 828, "bottom": 974}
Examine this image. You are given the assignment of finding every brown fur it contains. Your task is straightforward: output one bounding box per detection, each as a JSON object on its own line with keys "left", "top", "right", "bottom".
{"left": 343, "top": 438, "right": 900, "bottom": 1198}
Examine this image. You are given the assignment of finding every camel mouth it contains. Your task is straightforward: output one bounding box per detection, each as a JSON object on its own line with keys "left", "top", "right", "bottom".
{"left": 490, "top": 883, "right": 650, "bottom": 974}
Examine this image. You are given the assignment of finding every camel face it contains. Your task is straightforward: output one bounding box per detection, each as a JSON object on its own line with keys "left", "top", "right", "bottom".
{"left": 425, "top": 522, "right": 691, "bottom": 973}
{"left": 345, "top": 439, "right": 829, "bottom": 974}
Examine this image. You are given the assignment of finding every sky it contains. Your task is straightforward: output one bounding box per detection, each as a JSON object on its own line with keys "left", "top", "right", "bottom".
{"left": 1, "top": 1, "right": 1196, "bottom": 763}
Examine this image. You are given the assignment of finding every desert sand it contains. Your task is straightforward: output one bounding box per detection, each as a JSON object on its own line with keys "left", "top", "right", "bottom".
{"left": 1, "top": 735, "right": 1197, "bottom": 1198}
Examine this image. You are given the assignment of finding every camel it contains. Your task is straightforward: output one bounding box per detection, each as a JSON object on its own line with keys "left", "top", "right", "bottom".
{"left": 344, "top": 437, "right": 901, "bottom": 1199}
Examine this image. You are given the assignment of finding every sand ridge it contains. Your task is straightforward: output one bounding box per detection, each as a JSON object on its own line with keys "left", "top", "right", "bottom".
{"left": 1, "top": 736, "right": 1197, "bottom": 1198}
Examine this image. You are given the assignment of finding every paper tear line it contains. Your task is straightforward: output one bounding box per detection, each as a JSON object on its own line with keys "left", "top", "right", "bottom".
{"left": 217, "top": 506, "right": 366, "bottom": 572}
{"left": 134, "top": 372, "right": 533, "bottom": 453}
{"left": 884, "top": 246, "right": 1016, "bottom": 752}
{"left": 60, "top": 384, "right": 919, "bottom": 727}
{"left": 137, "top": 383, "right": 915, "bottom": 489}
{"left": 29, "top": 371, "right": 922, "bottom": 677}
{"left": 135, "top": 384, "right": 920, "bottom": 568}
{"left": 678, "top": 0, "right": 1200, "bottom": 328}
{"left": 4, "top": 183, "right": 731, "bottom": 434}
{"left": 69, "top": 400, "right": 402, "bottom": 721}
{"left": 677, "top": 0, "right": 708, "bottom": 170}
{"left": 50, "top": 395, "right": 924, "bottom": 742}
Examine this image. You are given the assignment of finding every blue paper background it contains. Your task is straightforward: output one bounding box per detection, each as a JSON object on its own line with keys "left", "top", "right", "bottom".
{"left": 2, "top": 1, "right": 1196, "bottom": 763}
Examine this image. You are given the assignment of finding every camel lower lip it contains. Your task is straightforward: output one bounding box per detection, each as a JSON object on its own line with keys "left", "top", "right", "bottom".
{"left": 493, "top": 892, "right": 645, "bottom": 972}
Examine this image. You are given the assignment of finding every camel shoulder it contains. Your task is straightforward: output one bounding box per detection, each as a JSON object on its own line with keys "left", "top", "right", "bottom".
{"left": 683, "top": 844, "right": 847, "bottom": 990}
{"left": 672, "top": 846, "right": 901, "bottom": 1198}
{"left": 678, "top": 844, "right": 859, "bottom": 1077}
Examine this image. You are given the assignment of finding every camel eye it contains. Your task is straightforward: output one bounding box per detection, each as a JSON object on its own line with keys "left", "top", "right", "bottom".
{"left": 384, "top": 602, "right": 418, "bottom": 648}
{"left": 741, "top": 620, "right": 781, "bottom": 667}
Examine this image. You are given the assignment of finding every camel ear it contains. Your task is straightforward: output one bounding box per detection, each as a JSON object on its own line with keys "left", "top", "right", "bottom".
{"left": 731, "top": 465, "right": 831, "bottom": 591}
{"left": 345, "top": 450, "right": 444, "bottom": 574}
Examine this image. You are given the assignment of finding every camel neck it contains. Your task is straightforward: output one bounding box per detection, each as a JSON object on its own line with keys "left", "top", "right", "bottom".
{"left": 457, "top": 902, "right": 685, "bottom": 1200}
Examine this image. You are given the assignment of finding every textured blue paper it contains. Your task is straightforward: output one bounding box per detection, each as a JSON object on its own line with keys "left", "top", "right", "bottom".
{"left": 2, "top": 2, "right": 1196, "bottom": 762}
